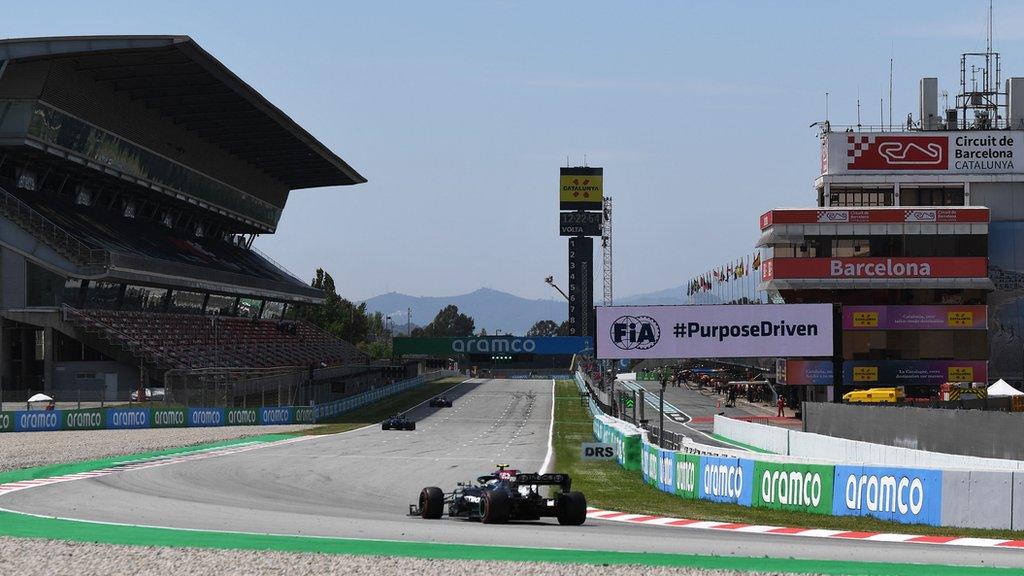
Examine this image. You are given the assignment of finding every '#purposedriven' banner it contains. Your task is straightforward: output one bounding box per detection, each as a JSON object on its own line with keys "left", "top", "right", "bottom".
{"left": 595, "top": 304, "right": 833, "bottom": 359}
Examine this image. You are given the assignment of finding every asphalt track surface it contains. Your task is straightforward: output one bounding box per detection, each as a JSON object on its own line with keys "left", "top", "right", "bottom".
{"left": 2, "top": 378, "right": 1023, "bottom": 568}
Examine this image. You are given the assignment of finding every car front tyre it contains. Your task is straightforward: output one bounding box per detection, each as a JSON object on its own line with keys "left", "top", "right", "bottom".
{"left": 419, "top": 487, "right": 444, "bottom": 519}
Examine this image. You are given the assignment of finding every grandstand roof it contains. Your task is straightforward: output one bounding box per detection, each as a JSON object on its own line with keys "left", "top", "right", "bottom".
{"left": 0, "top": 35, "right": 366, "bottom": 190}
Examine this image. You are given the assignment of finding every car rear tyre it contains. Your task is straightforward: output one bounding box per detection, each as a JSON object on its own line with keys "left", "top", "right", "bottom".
{"left": 382, "top": 423, "right": 390, "bottom": 430}
{"left": 419, "top": 487, "right": 444, "bottom": 519}
{"left": 409, "top": 422, "right": 416, "bottom": 431}
{"left": 480, "top": 490, "right": 510, "bottom": 524}
{"left": 557, "top": 491, "right": 587, "bottom": 525}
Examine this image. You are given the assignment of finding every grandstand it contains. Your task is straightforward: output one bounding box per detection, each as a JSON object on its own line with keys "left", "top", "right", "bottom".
{"left": 0, "top": 36, "right": 370, "bottom": 404}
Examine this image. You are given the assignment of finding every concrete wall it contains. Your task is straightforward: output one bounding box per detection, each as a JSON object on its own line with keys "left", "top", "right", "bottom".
{"left": 713, "top": 415, "right": 789, "bottom": 454}
{"left": 0, "top": 247, "right": 26, "bottom": 309}
{"left": 51, "top": 361, "right": 139, "bottom": 400}
{"left": 805, "top": 402, "right": 1024, "bottom": 461}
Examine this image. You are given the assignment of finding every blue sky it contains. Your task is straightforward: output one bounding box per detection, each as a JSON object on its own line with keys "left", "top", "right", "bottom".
{"left": 7, "top": 1, "right": 1024, "bottom": 300}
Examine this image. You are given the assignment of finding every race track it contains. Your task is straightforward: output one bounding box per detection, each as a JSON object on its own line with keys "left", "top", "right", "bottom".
{"left": 2, "top": 378, "right": 1023, "bottom": 568}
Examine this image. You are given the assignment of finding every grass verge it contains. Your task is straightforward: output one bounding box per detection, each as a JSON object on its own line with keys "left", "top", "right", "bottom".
{"left": 300, "top": 377, "right": 468, "bottom": 435}
{"left": 553, "top": 380, "right": 1024, "bottom": 541}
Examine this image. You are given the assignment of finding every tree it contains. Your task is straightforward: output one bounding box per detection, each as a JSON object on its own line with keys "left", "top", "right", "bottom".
{"left": 527, "top": 320, "right": 558, "bottom": 337}
{"left": 555, "top": 320, "right": 574, "bottom": 336}
{"left": 415, "top": 304, "right": 475, "bottom": 337}
{"left": 298, "top": 267, "right": 371, "bottom": 346}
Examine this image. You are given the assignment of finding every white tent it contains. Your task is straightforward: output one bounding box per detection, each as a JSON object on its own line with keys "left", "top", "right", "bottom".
{"left": 27, "top": 393, "right": 53, "bottom": 403}
{"left": 987, "top": 379, "right": 1024, "bottom": 397}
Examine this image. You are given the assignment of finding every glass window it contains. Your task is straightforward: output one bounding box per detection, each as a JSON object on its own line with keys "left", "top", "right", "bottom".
{"left": 261, "top": 301, "right": 284, "bottom": 320}
{"left": 237, "top": 298, "right": 262, "bottom": 319}
{"left": 206, "top": 294, "right": 237, "bottom": 316}
{"left": 25, "top": 102, "right": 282, "bottom": 229}
{"left": 83, "top": 281, "right": 122, "bottom": 309}
{"left": 63, "top": 278, "right": 84, "bottom": 307}
{"left": 123, "top": 285, "right": 168, "bottom": 311}
{"left": 829, "top": 187, "right": 894, "bottom": 207}
{"left": 169, "top": 290, "right": 205, "bottom": 314}
{"left": 26, "top": 262, "right": 64, "bottom": 307}
{"left": 900, "top": 187, "right": 965, "bottom": 207}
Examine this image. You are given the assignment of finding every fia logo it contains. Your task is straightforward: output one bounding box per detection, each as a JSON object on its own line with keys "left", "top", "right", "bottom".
{"left": 610, "top": 315, "right": 660, "bottom": 351}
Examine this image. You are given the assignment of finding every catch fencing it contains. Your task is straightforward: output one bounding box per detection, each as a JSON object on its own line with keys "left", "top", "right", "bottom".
{"left": 0, "top": 370, "right": 457, "bottom": 434}
{"left": 576, "top": 369, "right": 1024, "bottom": 530}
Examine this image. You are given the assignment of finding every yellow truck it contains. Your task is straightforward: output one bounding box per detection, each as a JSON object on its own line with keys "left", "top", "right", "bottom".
{"left": 842, "top": 387, "right": 906, "bottom": 404}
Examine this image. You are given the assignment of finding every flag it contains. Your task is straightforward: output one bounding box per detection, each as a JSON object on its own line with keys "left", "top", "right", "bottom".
{"left": 752, "top": 251, "right": 761, "bottom": 270}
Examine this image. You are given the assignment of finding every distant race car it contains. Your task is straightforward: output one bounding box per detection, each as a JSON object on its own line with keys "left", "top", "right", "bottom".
{"left": 429, "top": 396, "right": 453, "bottom": 408}
{"left": 382, "top": 414, "right": 416, "bottom": 431}
{"left": 411, "top": 465, "right": 587, "bottom": 525}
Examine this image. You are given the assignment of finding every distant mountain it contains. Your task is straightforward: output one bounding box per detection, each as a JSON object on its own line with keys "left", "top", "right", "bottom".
{"left": 361, "top": 284, "right": 726, "bottom": 336}
{"left": 617, "top": 285, "right": 722, "bottom": 305}
{"left": 361, "top": 288, "right": 567, "bottom": 336}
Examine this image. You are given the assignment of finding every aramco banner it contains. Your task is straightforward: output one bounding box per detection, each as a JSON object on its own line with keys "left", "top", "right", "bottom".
{"left": 393, "top": 336, "right": 591, "bottom": 357}
{"left": 595, "top": 304, "right": 833, "bottom": 359}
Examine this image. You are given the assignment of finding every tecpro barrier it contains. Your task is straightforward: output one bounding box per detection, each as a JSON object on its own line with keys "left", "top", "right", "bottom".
{"left": 577, "top": 369, "right": 1024, "bottom": 530}
{"left": 0, "top": 370, "right": 457, "bottom": 434}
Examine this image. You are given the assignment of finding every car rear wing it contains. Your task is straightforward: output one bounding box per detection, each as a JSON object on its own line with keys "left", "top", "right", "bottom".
{"left": 514, "top": 473, "right": 571, "bottom": 491}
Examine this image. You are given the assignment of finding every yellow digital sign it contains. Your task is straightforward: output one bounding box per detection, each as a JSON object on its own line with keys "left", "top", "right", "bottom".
{"left": 852, "top": 366, "right": 878, "bottom": 382}
{"left": 851, "top": 312, "right": 878, "bottom": 328}
{"left": 947, "top": 311, "right": 974, "bottom": 327}
{"left": 560, "top": 167, "right": 603, "bottom": 210}
{"left": 948, "top": 366, "right": 974, "bottom": 382}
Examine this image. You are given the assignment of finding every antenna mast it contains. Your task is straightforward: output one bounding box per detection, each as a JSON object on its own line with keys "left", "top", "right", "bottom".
{"left": 602, "top": 196, "right": 613, "bottom": 307}
{"left": 957, "top": 0, "right": 1002, "bottom": 129}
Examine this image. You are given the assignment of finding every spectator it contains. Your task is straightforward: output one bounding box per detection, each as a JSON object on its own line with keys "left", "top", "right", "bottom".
{"left": 776, "top": 394, "right": 786, "bottom": 417}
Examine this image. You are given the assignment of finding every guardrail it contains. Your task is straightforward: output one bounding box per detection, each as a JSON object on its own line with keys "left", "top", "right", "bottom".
{"left": 0, "top": 370, "right": 457, "bottom": 435}
{"left": 576, "top": 368, "right": 1024, "bottom": 531}
{"left": 0, "top": 184, "right": 108, "bottom": 272}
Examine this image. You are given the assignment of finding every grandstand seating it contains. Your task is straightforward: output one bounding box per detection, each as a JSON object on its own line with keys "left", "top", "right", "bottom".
{"left": 64, "top": 307, "right": 364, "bottom": 370}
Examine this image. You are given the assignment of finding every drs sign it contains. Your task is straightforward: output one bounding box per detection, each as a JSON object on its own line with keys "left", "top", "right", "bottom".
{"left": 582, "top": 442, "right": 615, "bottom": 460}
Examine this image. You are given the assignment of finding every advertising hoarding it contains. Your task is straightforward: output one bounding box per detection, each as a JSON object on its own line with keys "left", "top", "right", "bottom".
{"left": 778, "top": 359, "right": 834, "bottom": 385}
{"left": 559, "top": 166, "right": 603, "bottom": 210}
{"left": 13, "top": 410, "right": 60, "bottom": 432}
{"left": 62, "top": 409, "right": 105, "bottom": 430}
{"left": 842, "top": 360, "right": 988, "bottom": 385}
{"left": 822, "top": 131, "right": 1023, "bottom": 175}
{"left": 753, "top": 461, "right": 835, "bottom": 514}
{"left": 393, "top": 336, "right": 591, "bottom": 357}
{"left": 843, "top": 305, "right": 987, "bottom": 330}
{"left": 107, "top": 408, "right": 149, "bottom": 429}
{"left": 762, "top": 257, "right": 988, "bottom": 281}
{"left": 595, "top": 304, "right": 833, "bottom": 359}
{"left": 760, "top": 207, "right": 988, "bottom": 229}
{"left": 699, "top": 455, "right": 754, "bottom": 505}
{"left": 151, "top": 408, "right": 187, "bottom": 428}
{"left": 831, "top": 465, "right": 942, "bottom": 526}
{"left": 674, "top": 453, "right": 700, "bottom": 499}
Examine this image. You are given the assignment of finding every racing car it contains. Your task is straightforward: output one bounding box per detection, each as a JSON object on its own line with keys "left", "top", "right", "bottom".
{"left": 411, "top": 465, "right": 587, "bottom": 525}
{"left": 382, "top": 413, "right": 415, "bottom": 431}
{"left": 429, "top": 396, "right": 453, "bottom": 408}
